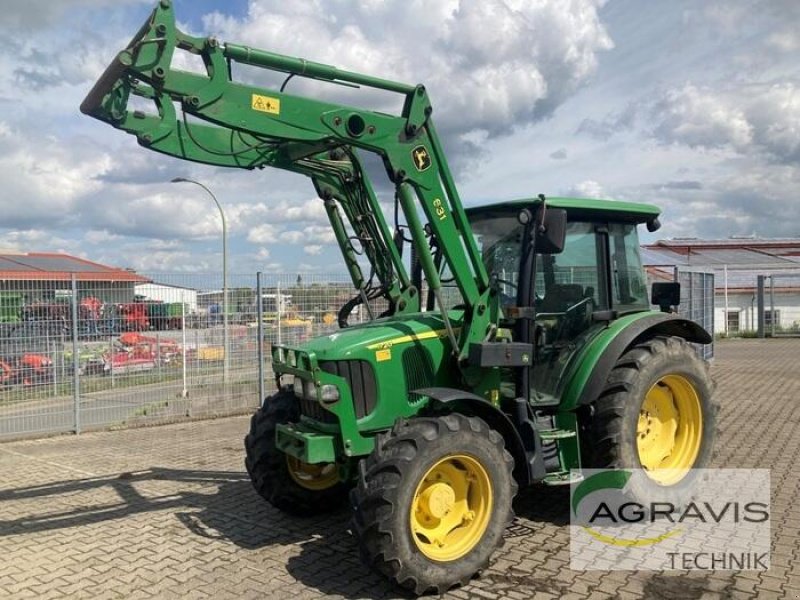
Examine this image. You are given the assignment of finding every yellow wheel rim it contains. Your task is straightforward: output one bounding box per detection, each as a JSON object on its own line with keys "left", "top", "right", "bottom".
{"left": 286, "top": 456, "right": 339, "bottom": 491}
{"left": 410, "top": 454, "right": 493, "bottom": 562}
{"left": 637, "top": 374, "right": 703, "bottom": 485}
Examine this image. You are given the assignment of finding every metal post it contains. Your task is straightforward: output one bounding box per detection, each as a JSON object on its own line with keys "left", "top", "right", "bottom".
{"left": 181, "top": 291, "right": 188, "bottom": 400}
{"left": 769, "top": 276, "right": 775, "bottom": 337}
{"left": 156, "top": 332, "right": 162, "bottom": 375}
{"left": 71, "top": 274, "right": 81, "bottom": 434}
{"left": 49, "top": 337, "right": 56, "bottom": 396}
{"left": 257, "top": 272, "right": 265, "bottom": 405}
{"left": 277, "top": 282, "right": 283, "bottom": 346}
{"left": 60, "top": 330, "right": 65, "bottom": 392}
{"left": 171, "top": 178, "right": 228, "bottom": 382}
{"left": 223, "top": 258, "right": 229, "bottom": 385}
{"left": 109, "top": 334, "right": 115, "bottom": 388}
{"left": 757, "top": 275, "right": 765, "bottom": 338}
{"left": 723, "top": 265, "right": 729, "bottom": 336}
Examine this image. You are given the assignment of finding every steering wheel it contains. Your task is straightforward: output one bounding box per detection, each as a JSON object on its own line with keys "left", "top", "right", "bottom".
{"left": 559, "top": 296, "right": 595, "bottom": 335}
{"left": 493, "top": 278, "right": 518, "bottom": 307}
{"left": 564, "top": 296, "right": 594, "bottom": 316}
{"left": 494, "top": 277, "right": 517, "bottom": 291}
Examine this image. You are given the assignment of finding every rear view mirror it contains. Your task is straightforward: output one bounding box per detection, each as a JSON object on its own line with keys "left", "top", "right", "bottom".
{"left": 535, "top": 208, "right": 567, "bottom": 254}
{"left": 651, "top": 282, "right": 680, "bottom": 312}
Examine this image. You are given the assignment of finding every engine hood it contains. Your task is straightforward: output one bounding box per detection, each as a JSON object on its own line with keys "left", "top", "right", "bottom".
{"left": 296, "top": 311, "right": 463, "bottom": 361}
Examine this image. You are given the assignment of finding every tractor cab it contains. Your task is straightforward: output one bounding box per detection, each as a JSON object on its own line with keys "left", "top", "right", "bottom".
{"left": 465, "top": 197, "right": 659, "bottom": 404}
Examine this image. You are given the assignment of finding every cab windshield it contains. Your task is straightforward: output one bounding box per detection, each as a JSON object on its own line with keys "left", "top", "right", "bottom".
{"left": 467, "top": 211, "right": 648, "bottom": 314}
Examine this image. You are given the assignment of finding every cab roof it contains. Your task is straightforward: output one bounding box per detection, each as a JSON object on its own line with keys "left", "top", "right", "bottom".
{"left": 466, "top": 197, "right": 661, "bottom": 225}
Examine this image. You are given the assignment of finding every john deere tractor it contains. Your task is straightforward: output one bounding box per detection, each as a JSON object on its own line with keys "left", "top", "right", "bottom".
{"left": 83, "top": 2, "right": 716, "bottom": 594}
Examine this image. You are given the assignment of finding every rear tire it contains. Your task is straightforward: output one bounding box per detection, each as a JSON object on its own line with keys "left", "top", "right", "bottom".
{"left": 351, "top": 414, "right": 516, "bottom": 595}
{"left": 586, "top": 335, "right": 717, "bottom": 502}
{"left": 244, "top": 392, "right": 348, "bottom": 516}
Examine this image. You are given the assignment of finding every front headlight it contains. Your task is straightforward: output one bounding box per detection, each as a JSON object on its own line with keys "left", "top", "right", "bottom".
{"left": 319, "top": 384, "right": 340, "bottom": 402}
{"left": 293, "top": 379, "right": 338, "bottom": 403}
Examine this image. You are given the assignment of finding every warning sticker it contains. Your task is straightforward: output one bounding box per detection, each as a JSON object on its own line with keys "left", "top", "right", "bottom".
{"left": 376, "top": 348, "right": 392, "bottom": 362}
{"left": 251, "top": 94, "right": 280, "bottom": 115}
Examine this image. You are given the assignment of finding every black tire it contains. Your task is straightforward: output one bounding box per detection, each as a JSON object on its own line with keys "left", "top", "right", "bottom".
{"left": 350, "top": 414, "right": 516, "bottom": 595}
{"left": 244, "top": 392, "right": 348, "bottom": 516}
{"left": 586, "top": 335, "right": 718, "bottom": 502}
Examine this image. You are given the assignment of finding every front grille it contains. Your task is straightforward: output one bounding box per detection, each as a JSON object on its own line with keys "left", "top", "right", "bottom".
{"left": 298, "top": 395, "right": 336, "bottom": 424}
{"left": 319, "top": 360, "right": 377, "bottom": 419}
{"left": 401, "top": 346, "right": 435, "bottom": 392}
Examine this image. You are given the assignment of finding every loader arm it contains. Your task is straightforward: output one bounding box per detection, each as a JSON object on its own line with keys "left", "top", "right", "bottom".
{"left": 81, "top": 0, "right": 496, "bottom": 381}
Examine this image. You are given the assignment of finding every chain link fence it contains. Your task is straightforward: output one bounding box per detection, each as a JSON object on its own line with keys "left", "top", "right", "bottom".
{"left": 677, "top": 269, "right": 715, "bottom": 360}
{"left": 0, "top": 267, "right": 716, "bottom": 440}
{"left": 0, "top": 273, "right": 355, "bottom": 440}
{"left": 758, "top": 273, "right": 800, "bottom": 337}
{"left": 645, "top": 266, "right": 715, "bottom": 360}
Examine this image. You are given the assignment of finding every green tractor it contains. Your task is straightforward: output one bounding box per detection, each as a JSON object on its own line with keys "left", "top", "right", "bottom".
{"left": 83, "top": 2, "right": 716, "bottom": 594}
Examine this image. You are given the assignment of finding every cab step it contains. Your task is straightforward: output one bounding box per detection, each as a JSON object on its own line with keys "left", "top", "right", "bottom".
{"left": 538, "top": 428, "right": 577, "bottom": 441}
{"left": 541, "top": 471, "right": 584, "bottom": 486}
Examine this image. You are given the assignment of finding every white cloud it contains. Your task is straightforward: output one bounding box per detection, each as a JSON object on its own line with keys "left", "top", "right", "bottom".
{"left": 0, "top": 0, "right": 149, "bottom": 31}
{"left": 84, "top": 230, "right": 122, "bottom": 244}
{"left": 766, "top": 31, "right": 800, "bottom": 53}
{"left": 80, "top": 190, "right": 230, "bottom": 240}
{"left": 746, "top": 82, "right": 800, "bottom": 164}
{"left": 0, "top": 123, "right": 111, "bottom": 227}
{"left": 565, "top": 180, "right": 605, "bottom": 199}
{"left": 650, "top": 83, "right": 800, "bottom": 164}
{"left": 651, "top": 161, "right": 800, "bottom": 240}
{"left": 247, "top": 223, "right": 281, "bottom": 244}
{"left": 226, "top": 197, "right": 328, "bottom": 228}
{"left": 576, "top": 81, "right": 800, "bottom": 166}
{"left": 1, "top": 0, "right": 797, "bottom": 274}
{"left": 279, "top": 226, "right": 337, "bottom": 246}
{"left": 1, "top": 229, "right": 79, "bottom": 253}
{"left": 207, "top": 0, "right": 612, "bottom": 139}
{"left": 651, "top": 84, "right": 753, "bottom": 151}
{"left": 121, "top": 250, "right": 198, "bottom": 272}
{"left": 0, "top": 0, "right": 614, "bottom": 272}
{"left": 276, "top": 231, "right": 304, "bottom": 244}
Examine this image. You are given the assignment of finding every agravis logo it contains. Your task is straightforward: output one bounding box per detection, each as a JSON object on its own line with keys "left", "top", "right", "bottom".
{"left": 572, "top": 470, "right": 683, "bottom": 547}
{"left": 569, "top": 469, "right": 771, "bottom": 571}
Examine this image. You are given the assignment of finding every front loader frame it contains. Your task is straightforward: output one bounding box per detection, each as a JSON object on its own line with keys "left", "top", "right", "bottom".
{"left": 81, "top": 0, "right": 498, "bottom": 385}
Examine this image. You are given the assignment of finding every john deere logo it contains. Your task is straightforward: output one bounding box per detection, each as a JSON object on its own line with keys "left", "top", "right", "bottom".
{"left": 412, "top": 145, "right": 431, "bottom": 171}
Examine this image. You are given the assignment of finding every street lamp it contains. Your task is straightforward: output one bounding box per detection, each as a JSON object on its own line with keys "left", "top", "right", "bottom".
{"left": 171, "top": 177, "right": 229, "bottom": 383}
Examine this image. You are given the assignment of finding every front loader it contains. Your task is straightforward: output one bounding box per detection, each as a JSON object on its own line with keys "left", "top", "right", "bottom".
{"left": 82, "top": 2, "right": 717, "bottom": 594}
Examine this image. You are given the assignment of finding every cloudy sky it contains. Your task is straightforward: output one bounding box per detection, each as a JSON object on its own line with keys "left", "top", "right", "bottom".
{"left": 0, "top": 0, "right": 797, "bottom": 275}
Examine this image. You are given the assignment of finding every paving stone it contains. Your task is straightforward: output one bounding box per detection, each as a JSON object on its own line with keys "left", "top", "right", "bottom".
{"left": 0, "top": 339, "right": 797, "bottom": 599}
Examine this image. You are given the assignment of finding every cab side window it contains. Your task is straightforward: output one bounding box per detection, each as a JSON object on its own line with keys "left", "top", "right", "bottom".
{"left": 609, "top": 223, "right": 648, "bottom": 311}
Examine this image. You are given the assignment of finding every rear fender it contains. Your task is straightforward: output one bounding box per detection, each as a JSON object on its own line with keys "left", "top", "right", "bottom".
{"left": 415, "top": 387, "right": 532, "bottom": 486}
{"left": 561, "top": 313, "right": 711, "bottom": 411}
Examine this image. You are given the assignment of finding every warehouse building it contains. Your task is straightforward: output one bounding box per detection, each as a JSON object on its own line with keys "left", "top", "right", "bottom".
{"left": 643, "top": 238, "right": 800, "bottom": 335}
{"left": 135, "top": 282, "right": 198, "bottom": 313}
{"left": 0, "top": 252, "right": 150, "bottom": 323}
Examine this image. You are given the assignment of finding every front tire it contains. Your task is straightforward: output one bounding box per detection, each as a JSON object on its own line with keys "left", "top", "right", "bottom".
{"left": 244, "top": 392, "right": 348, "bottom": 516}
{"left": 351, "top": 414, "right": 516, "bottom": 595}
{"left": 587, "top": 335, "right": 717, "bottom": 501}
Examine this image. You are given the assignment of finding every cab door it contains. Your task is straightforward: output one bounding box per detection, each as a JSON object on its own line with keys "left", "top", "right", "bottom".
{"left": 529, "top": 222, "right": 609, "bottom": 403}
